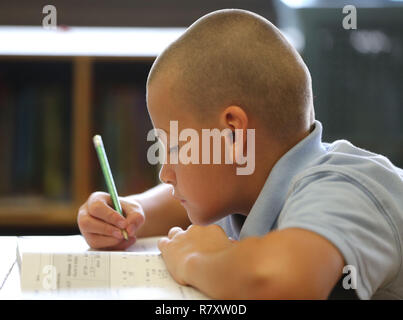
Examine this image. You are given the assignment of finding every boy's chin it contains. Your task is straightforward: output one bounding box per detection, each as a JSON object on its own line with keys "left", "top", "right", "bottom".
{"left": 187, "top": 208, "right": 225, "bottom": 226}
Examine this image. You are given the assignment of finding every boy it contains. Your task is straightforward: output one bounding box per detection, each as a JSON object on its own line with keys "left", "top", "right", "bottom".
{"left": 77, "top": 9, "right": 403, "bottom": 299}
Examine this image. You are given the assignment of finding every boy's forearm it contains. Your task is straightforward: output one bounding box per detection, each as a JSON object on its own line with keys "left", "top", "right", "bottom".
{"left": 182, "top": 228, "right": 343, "bottom": 300}
{"left": 186, "top": 237, "right": 272, "bottom": 299}
{"left": 125, "top": 184, "right": 191, "bottom": 238}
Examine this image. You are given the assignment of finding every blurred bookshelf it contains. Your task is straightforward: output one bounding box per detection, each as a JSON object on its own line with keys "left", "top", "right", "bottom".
{"left": 0, "top": 26, "right": 185, "bottom": 232}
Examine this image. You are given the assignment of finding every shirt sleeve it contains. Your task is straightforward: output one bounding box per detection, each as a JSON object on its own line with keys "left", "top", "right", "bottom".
{"left": 276, "top": 171, "right": 400, "bottom": 300}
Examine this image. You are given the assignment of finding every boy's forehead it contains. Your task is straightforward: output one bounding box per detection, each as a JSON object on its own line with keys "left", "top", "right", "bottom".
{"left": 147, "top": 74, "right": 182, "bottom": 115}
{"left": 147, "top": 70, "right": 215, "bottom": 133}
{"left": 148, "top": 85, "right": 196, "bottom": 125}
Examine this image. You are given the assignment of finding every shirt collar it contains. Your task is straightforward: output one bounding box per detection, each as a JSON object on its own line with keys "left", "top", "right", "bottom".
{"left": 238, "top": 120, "right": 327, "bottom": 239}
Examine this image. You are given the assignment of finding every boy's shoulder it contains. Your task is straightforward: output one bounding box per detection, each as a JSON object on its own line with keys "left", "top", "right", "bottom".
{"left": 294, "top": 138, "right": 403, "bottom": 191}
{"left": 317, "top": 138, "right": 400, "bottom": 170}
{"left": 286, "top": 137, "right": 403, "bottom": 245}
{"left": 278, "top": 138, "right": 403, "bottom": 300}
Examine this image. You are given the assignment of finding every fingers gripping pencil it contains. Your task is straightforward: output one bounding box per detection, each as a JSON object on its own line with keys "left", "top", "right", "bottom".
{"left": 93, "top": 135, "right": 129, "bottom": 240}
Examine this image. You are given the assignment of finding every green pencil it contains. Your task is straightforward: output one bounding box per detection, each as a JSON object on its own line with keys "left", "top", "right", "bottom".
{"left": 93, "top": 135, "right": 129, "bottom": 241}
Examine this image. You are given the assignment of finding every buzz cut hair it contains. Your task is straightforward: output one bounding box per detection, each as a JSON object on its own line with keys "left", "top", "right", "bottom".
{"left": 147, "top": 9, "right": 314, "bottom": 142}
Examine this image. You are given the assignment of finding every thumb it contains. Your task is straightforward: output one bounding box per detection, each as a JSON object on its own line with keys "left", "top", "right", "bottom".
{"left": 120, "top": 198, "right": 145, "bottom": 234}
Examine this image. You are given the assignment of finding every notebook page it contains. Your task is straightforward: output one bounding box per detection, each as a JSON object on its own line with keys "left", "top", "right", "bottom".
{"left": 18, "top": 236, "right": 208, "bottom": 299}
{"left": 17, "top": 235, "right": 162, "bottom": 254}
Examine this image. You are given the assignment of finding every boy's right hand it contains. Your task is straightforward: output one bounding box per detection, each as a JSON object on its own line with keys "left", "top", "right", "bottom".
{"left": 77, "top": 191, "right": 145, "bottom": 250}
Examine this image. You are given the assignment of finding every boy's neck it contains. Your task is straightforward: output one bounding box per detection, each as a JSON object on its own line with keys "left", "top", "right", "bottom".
{"left": 240, "top": 127, "right": 312, "bottom": 216}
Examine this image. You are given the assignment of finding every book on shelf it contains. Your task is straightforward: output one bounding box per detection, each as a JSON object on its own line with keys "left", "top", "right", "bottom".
{"left": 0, "top": 74, "right": 71, "bottom": 202}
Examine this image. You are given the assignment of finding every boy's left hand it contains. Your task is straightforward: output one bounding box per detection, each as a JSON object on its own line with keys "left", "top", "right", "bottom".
{"left": 158, "top": 224, "right": 234, "bottom": 285}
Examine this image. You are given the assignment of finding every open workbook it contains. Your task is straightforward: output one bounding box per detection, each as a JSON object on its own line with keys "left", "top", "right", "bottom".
{"left": 16, "top": 235, "right": 209, "bottom": 299}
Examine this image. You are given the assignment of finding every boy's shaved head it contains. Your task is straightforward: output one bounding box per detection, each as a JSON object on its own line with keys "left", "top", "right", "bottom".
{"left": 147, "top": 9, "right": 314, "bottom": 142}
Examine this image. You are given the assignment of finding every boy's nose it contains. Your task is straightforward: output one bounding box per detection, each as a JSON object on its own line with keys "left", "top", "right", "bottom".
{"left": 159, "top": 163, "right": 176, "bottom": 186}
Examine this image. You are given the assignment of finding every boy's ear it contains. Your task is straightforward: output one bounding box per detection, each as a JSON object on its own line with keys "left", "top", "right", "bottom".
{"left": 220, "top": 105, "right": 248, "bottom": 143}
{"left": 220, "top": 105, "right": 248, "bottom": 131}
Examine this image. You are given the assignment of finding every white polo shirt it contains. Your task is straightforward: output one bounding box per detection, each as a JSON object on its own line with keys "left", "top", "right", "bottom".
{"left": 216, "top": 120, "right": 403, "bottom": 299}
